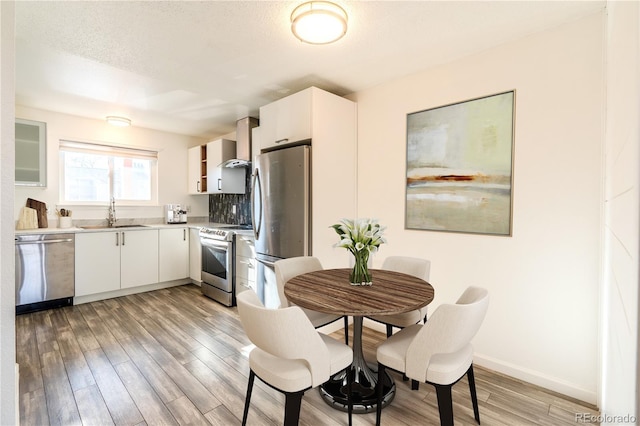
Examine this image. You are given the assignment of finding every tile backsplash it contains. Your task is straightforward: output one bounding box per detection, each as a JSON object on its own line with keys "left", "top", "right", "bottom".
{"left": 208, "top": 170, "right": 252, "bottom": 225}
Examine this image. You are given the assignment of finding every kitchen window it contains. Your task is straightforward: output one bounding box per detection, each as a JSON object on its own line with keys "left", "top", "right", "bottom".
{"left": 59, "top": 140, "right": 158, "bottom": 205}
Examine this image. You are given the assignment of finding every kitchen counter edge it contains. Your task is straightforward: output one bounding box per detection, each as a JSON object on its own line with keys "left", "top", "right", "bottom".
{"left": 14, "top": 223, "right": 218, "bottom": 235}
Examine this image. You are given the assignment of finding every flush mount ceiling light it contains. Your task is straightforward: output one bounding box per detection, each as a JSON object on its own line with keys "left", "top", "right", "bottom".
{"left": 106, "top": 116, "right": 131, "bottom": 127}
{"left": 291, "top": 1, "right": 348, "bottom": 45}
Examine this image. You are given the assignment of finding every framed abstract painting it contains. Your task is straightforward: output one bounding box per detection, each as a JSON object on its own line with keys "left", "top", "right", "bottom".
{"left": 405, "top": 91, "right": 515, "bottom": 236}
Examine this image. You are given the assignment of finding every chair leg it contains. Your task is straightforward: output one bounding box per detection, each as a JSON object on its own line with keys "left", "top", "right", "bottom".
{"left": 375, "top": 364, "right": 385, "bottom": 426}
{"left": 386, "top": 324, "right": 393, "bottom": 338}
{"left": 434, "top": 384, "right": 454, "bottom": 426}
{"left": 467, "top": 365, "right": 480, "bottom": 424}
{"left": 344, "top": 316, "right": 349, "bottom": 345}
{"left": 347, "top": 367, "right": 353, "bottom": 426}
{"left": 402, "top": 374, "right": 420, "bottom": 391}
{"left": 242, "top": 370, "right": 255, "bottom": 426}
{"left": 283, "top": 391, "right": 304, "bottom": 426}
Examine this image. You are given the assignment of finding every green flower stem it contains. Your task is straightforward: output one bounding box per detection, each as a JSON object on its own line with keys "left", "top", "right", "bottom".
{"left": 350, "top": 249, "right": 372, "bottom": 286}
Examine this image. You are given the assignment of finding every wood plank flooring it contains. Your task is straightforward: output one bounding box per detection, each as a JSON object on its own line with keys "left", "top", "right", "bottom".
{"left": 16, "top": 284, "right": 599, "bottom": 425}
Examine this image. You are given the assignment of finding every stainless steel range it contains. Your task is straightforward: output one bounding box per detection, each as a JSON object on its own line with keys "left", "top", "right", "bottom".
{"left": 199, "top": 225, "right": 251, "bottom": 306}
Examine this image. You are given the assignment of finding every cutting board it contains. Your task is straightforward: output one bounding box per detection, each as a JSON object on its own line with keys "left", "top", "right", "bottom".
{"left": 17, "top": 207, "right": 38, "bottom": 230}
{"left": 26, "top": 198, "right": 48, "bottom": 228}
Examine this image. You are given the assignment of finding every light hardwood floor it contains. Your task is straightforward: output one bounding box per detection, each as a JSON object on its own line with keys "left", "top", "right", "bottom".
{"left": 16, "top": 284, "right": 599, "bottom": 425}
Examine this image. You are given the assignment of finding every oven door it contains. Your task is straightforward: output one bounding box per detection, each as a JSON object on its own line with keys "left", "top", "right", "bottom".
{"left": 201, "top": 237, "right": 232, "bottom": 294}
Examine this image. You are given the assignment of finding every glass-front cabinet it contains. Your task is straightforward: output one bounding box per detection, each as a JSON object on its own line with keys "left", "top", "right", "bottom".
{"left": 15, "top": 118, "right": 47, "bottom": 187}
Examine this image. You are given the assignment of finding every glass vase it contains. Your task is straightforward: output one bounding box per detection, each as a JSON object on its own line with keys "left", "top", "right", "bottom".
{"left": 350, "top": 249, "right": 372, "bottom": 286}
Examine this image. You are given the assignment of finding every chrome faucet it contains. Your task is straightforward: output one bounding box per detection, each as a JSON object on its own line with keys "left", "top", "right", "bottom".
{"left": 107, "top": 197, "right": 117, "bottom": 227}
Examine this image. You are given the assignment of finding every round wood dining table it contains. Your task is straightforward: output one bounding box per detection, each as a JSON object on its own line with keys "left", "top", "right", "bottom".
{"left": 284, "top": 268, "right": 434, "bottom": 414}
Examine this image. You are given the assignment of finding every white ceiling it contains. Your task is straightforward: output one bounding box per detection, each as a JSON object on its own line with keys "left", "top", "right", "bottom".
{"left": 15, "top": 1, "right": 604, "bottom": 139}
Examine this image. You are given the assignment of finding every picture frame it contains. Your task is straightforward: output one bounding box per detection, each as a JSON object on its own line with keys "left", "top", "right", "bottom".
{"left": 405, "top": 91, "right": 515, "bottom": 236}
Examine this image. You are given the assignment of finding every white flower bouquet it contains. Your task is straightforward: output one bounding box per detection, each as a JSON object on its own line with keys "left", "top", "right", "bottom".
{"left": 331, "top": 218, "right": 386, "bottom": 285}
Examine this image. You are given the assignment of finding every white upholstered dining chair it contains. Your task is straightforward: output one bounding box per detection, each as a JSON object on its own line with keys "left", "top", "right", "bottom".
{"left": 237, "top": 290, "right": 353, "bottom": 426}
{"left": 275, "top": 256, "right": 350, "bottom": 344}
{"left": 366, "top": 256, "right": 431, "bottom": 338}
{"left": 375, "top": 286, "right": 489, "bottom": 426}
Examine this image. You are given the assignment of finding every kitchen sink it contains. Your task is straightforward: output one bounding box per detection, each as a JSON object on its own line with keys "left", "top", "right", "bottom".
{"left": 80, "top": 224, "right": 149, "bottom": 230}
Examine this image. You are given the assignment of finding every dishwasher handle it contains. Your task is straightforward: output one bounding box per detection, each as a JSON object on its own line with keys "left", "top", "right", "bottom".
{"left": 15, "top": 238, "right": 73, "bottom": 245}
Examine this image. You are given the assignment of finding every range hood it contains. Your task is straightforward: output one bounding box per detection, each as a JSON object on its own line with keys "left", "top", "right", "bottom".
{"left": 221, "top": 117, "right": 259, "bottom": 168}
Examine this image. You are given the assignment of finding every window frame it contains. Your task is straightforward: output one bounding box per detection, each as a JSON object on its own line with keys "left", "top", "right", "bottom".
{"left": 59, "top": 139, "right": 159, "bottom": 206}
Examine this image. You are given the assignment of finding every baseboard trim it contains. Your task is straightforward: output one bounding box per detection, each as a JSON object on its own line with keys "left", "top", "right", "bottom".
{"left": 16, "top": 363, "right": 19, "bottom": 425}
{"left": 74, "top": 279, "right": 191, "bottom": 305}
{"left": 363, "top": 317, "right": 388, "bottom": 334}
{"left": 473, "top": 354, "right": 597, "bottom": 406}
{"left": 360, "top": 318, "right": 597, "bottom": 406}
{"left": 318, "top": 316, "right": 352, "bottom": 334}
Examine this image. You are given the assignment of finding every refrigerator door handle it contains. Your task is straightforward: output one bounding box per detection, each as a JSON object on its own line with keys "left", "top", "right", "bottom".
{"left": 255, "top": 257, "right": 276, "bottom": 268}
{"left": 251, "top": 168, "right": 262, "bottom": 240}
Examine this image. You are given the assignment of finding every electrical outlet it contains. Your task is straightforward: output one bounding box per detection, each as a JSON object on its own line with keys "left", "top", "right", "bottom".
{"left": 232, "top": 205, "right": 237, "bottom": 215}
{"left": 185, "top": 205, "right": 191, "bottom": 213}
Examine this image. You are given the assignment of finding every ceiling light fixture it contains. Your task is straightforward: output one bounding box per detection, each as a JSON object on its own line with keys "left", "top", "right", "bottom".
{"left": 291, "top": 1, "right": 348, "bottom": 45}
{"left": 106, "top": 116, "right": 131, "bottom": 127}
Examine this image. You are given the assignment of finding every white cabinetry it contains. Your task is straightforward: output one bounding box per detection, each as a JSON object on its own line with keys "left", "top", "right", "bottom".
{"left": 259, "top": 89, "right": 311, "bottom": 150}
{"left": 75, "top": 232, "right": 120, "bottom": 296}
{"left": 189, "top": 228, "right": 202, "bottom": 284}
{"left": 258, "top": 87, "right": 357, "bottom": 268}
{"left": 187, "top": 145, "right": 207, "bottom": 194}
{"left": 121, "top": 230, "right": 159, "bottom": 288}
{"left": 235, "top": 234, "right": 256, "bottom": 295}
{"left": 75, "top": 229, "right": 159, "bottom": 297}
{"left": 15, "top": 118, "right": 47, "bottom": 187}
{"left": 159, "top": 227, "right": 189, "bottom": 282}
{"left": 207, "top": 138, "right": 245, "bottom": 194}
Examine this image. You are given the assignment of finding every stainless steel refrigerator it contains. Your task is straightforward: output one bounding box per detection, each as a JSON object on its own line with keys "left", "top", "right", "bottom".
{"left": 251, "top": 142, "right": 311, "bottom": 307}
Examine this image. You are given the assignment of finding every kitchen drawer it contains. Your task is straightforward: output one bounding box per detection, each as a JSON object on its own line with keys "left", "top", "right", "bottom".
{"left": 236, "top": 277, "right": 255, "bottom": 296}
{"left": 236, "top": 235, "right": 255, "bottom": 258}
{"left": 236, "top": 255, "right": 256, "bottom": 281}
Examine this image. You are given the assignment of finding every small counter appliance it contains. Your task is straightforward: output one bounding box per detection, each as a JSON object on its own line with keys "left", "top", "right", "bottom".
{"left": 166, "top": 204, "right": 187, "bottom": 224}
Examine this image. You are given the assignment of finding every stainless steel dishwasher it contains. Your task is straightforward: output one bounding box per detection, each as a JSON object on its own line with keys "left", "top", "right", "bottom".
{"left": 15, "top": 233, "right": 75, "bottom": 314}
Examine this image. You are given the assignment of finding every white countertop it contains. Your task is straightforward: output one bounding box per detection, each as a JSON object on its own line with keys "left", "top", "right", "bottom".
{"left": 15, "top": 222, "right": 253, "bottom": 235}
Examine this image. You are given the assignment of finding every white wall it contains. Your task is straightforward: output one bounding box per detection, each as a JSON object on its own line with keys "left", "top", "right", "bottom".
{"left": 348, "top": 13, "right": 604, "bottom": 403}
{"left": 601, "top": 1, "right": 639, "bottom": 422}
{"left": 0, "top": 2, "right": 16, "bottom": 424}
{"left": 14, "top": 106, "right": 209, "bottom": 224}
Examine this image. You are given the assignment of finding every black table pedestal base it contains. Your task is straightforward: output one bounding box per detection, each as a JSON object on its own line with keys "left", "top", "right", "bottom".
{"left": 319, "top": 362, "right": 395, "bottom": 413}
{"left": 319, "top": 317, "right": 395, "bottom": 414}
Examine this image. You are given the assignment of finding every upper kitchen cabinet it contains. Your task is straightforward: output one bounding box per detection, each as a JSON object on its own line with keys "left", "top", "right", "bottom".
{"left": 259, "top": 88, "right": 312, "bottom": 150}
{"left": 15, "top": 118, "right": 47, "bottom": 187}
{"left": 188, "top": 144, "right": 207, "bottom": 194}
{"left": 258, "top": 87, "right": 357, "bottom": 268}
{"left": 188, "top": 140, "right": 245, "bottom": 194}
{"left": 206, "top": 138, "right": 245, "bottom": 194}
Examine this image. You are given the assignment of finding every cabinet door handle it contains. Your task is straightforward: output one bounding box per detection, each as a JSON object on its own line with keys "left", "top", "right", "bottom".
{"left": 275, "top": 138, "right": 288, "bottom": 144}
{"left": 218, "top": 178, "right": 222, "bottom": 191}
{"left": 197, "top": 181, "right": 200, "bottom": 193}
{"left": 183, "top": 229, "right": 186, "bottom": 241}
{"left": 116, "top": 232, "right": 119, "bottom": 246}
{"left": 122, "top": 232, "right": 125, "bottom": 246}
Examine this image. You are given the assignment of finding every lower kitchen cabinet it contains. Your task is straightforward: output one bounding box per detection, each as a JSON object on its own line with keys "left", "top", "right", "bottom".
{"left": 75, "top": 232, "right": 121, "bottom": 296}
{"left": 75, "top": 229, "right": 159, "bottom": 297}
{"left": 235, "top": 234, "right": 256, "bottom": 295}
{"left": 121, "top": 229, "right": 159, "bottom": 288}
{"left": 159, "top": 227, "right": 189, "bottom": 282}
{"left": 189, "top": 228, "right": 202, "bottom": 284}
